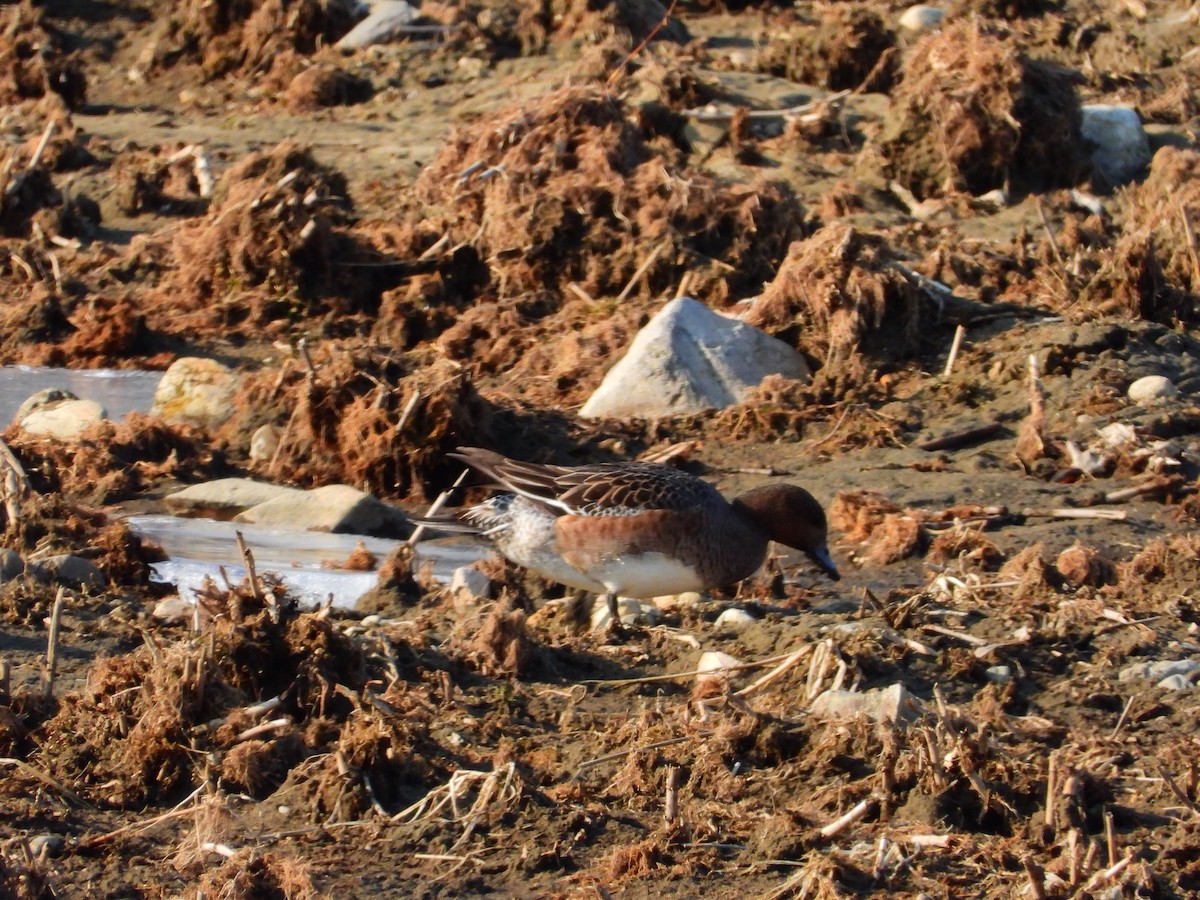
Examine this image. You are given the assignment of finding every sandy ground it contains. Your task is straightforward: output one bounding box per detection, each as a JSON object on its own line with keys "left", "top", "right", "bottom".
{"left": 1, "top": 0, "right": 1200, "bottom": 897}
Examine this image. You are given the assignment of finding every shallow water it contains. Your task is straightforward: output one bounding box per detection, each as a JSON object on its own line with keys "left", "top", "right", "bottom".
{"left": 0, "top": 365, "right": 162, "bottom": 424}
{"left": 128, "top": 514, "right": 488, "bottom": 609}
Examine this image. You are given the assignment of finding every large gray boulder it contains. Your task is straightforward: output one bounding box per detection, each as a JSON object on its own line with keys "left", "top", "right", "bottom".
{"left": 235, "top": 484, "right": 411, "bottom": 538}
{"left": 579, "top": 296, "right": 810, "bottom": 419}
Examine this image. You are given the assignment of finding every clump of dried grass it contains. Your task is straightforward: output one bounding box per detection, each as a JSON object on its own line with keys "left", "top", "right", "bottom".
{"left": 367, "top": 85, "right": 806, "bottom": 396}
{"left": 875, "top": 21, "right": 1084, "bottom": 197}
{"left": 927, "top": 526, "right": 1004, "bottom": 569}
{"left": 1055, "top": 543, "right": 1116, "bottom": 588}
{"left": 8, "top": 412, "right": 218, "bottom": 505}
{"left": 829, "top": 490, "right": 900, "bottom": 543}
{"left": 31, "top": 572, "right": 369, "bottom": 807}
{"left": 861, "top": 514, "right": 926, "bottom": 566}
{"left": 446, "top": 595, "right": 533, "bottom": 677}
{"left": 195, "top": 850, "right": 320, "bottom": 900}
{"left": 1120, "top": 534, "right": 1200, "bottom": 586}
{"left": 135, "top": 0, "right": 357, "bottom": 80}
{"left": 425, "top": 0, "right": 689, "bottom": 59}
{"left": 147, "top": 142, "right": 366, "bottom": 334}
{"left": 742, "top": 225, "right": 916, "bottom": 382}
{"left": 1072, "top": 148, "right": 1200, "bottom": 326}
{"left": 755, "top": 5, "right": 897, "bottom": 91}
{"left": 0, "top": 2, "right": 86, "bottom": 109}
{"left": 282, "top": 62, "right": 373, "bottom": 112}
{"left": 998, "top": 542, "right": 1060, "bottom": 604}
{"left": 219, "top": 348, "right": 505, "bottom": 501}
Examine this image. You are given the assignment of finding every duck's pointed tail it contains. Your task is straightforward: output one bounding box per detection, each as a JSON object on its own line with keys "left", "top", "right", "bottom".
{"left": 408, "top": 514, "right": 482, "bottom": 535}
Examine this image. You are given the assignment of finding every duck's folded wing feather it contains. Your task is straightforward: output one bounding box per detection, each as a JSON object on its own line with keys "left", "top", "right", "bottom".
{"left": 451, "top": 447, "right": 718, "bottom": 516}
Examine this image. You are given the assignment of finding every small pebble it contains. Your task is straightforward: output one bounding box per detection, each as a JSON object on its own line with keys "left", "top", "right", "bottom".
{"left": 696, "top": 651, "right": 742, "bottom": 689}
{"left": 249, "top": 424, "right": 281, "bottom": 462}
{"left": 449, "top": 565, "right": 491, "bottom": 601}
{"left": 0, "top": 548, "right": 25, "bottom": 581}
{"left": 360, "top": 615, "right": 381, "bottom": 628}
{"left": 152, "top": 595, "right": 193, "bottom": 624}
{"left": 810, "top": 684, "right": 921, "bottom": 723}
{"left": 898, "top": 5, "right": 945, "bottom": 32}
{"left": 985, "top": 665, "right": 1013, "bottom": 684}
{"left": 652, "top": 590, "right": 705, "bottom": 612}
{"left": 591, "top": 597, "right": 660, "bottom": 630}
{"left": 1127, "top": 374, "right": 1177, "bottom": 405}
{"left": 28, "top": 834, "right": 64, "bottom": 859}
{"left": 714, "top": 608, "right": 756, "bottom": 630}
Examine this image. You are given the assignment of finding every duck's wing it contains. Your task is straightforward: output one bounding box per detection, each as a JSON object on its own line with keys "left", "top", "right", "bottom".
{"left": 450, "top": 447, "right": 719, "bottom": 517}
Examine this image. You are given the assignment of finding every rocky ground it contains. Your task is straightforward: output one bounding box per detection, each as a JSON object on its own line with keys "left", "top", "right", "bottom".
{"left": 1, "top": 0, "right": 1200, "bottom": 897}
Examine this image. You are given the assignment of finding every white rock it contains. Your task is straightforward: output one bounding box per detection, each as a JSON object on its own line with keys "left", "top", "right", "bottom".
{"left": 449, "top": 565, "right": 491, "bottom": 600}
{"left": 985, "top": 665, "right": 1013, "bottom": 684}
{"left": 695, "top": 650, "right": 742, "bottom": 689}
{"left": 153, "top": 595, "right": 194, "bottom": 624}
{"left": 1080, "top": 105, "right": 1151, "bottom": 188}
{"left": 151, "top": 357, "right": 239, "bottom": 429}
{"left": 249, "top": 424, "right": 281, "bottom": 462}
{"left": 714, "top": 607, "right": 756, "bottom": 630}
{"left": 1157, "top": 673, "right": 1194, "bottom": 691}
{"left": 236, "top": 484, "right": 411, "bottom": 537}
{"left": 336, "top": 1, "right": 418, "bottom": 49}
{"left": 898, "top": 5, "right": 945, "bottom": 32}
{"left": 19, "top": 398, "right": 107, "bottom": 440}
{"left": 590, "top": 596, "right": 661, "bottom": 630}
{"left": 579, "top": 296, "right": 810, "bottom": 419}
{"left": 1119, "top": 659, "right": 1200, "bottom": 683}
{"left": 1127, "top": 374, "right": 1177, "bottom": 405}
{"left": 810, "top": 683, "right": 922, "bottom": 723}
{"left": 652, "top": 590, "right": 706, "bottom": 612}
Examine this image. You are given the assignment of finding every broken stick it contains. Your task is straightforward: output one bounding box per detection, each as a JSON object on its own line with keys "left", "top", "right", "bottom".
{"left": 918, "top": 422, "right": 1003, "bottom": 452}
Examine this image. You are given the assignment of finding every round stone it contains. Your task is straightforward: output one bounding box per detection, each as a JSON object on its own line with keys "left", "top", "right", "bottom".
{"left": 898, "top": 5, "right": 945, "bottom": 32}
{"left": 1127, "top": 374, "right": 1177, "bottom": 405}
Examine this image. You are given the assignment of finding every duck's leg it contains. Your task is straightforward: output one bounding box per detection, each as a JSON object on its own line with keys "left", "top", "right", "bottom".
{"left": 565, "top": 589, "right": 592, "bottom": 630}
{"left": 604, "top": 592, "right": 626, "bottom": 638}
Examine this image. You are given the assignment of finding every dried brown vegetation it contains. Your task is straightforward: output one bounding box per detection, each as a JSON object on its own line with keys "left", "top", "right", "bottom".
{"left": 876, "top": 21, "right": 1085, "bottom": 197}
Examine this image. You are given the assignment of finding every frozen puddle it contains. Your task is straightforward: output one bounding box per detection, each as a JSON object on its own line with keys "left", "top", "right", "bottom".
{"left": 0, "top": 365, "right": 162, "bottom": 423}
{"left": 128, "top": 514, "right": 487, "bottom": 609}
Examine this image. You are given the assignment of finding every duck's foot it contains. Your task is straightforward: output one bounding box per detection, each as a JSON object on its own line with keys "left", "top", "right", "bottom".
{"left": 603, "top": 593, "right": 627, "bottom": 639}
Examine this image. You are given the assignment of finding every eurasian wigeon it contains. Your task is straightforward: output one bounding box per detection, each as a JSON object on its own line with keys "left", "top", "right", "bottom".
{"left": 419, "top": 447, "right": 839, "bottom": 626}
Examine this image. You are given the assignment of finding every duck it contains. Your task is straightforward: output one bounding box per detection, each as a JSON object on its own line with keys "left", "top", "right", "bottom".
{"left": 414, "top": 447, "right": 840, "bottom": 628}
